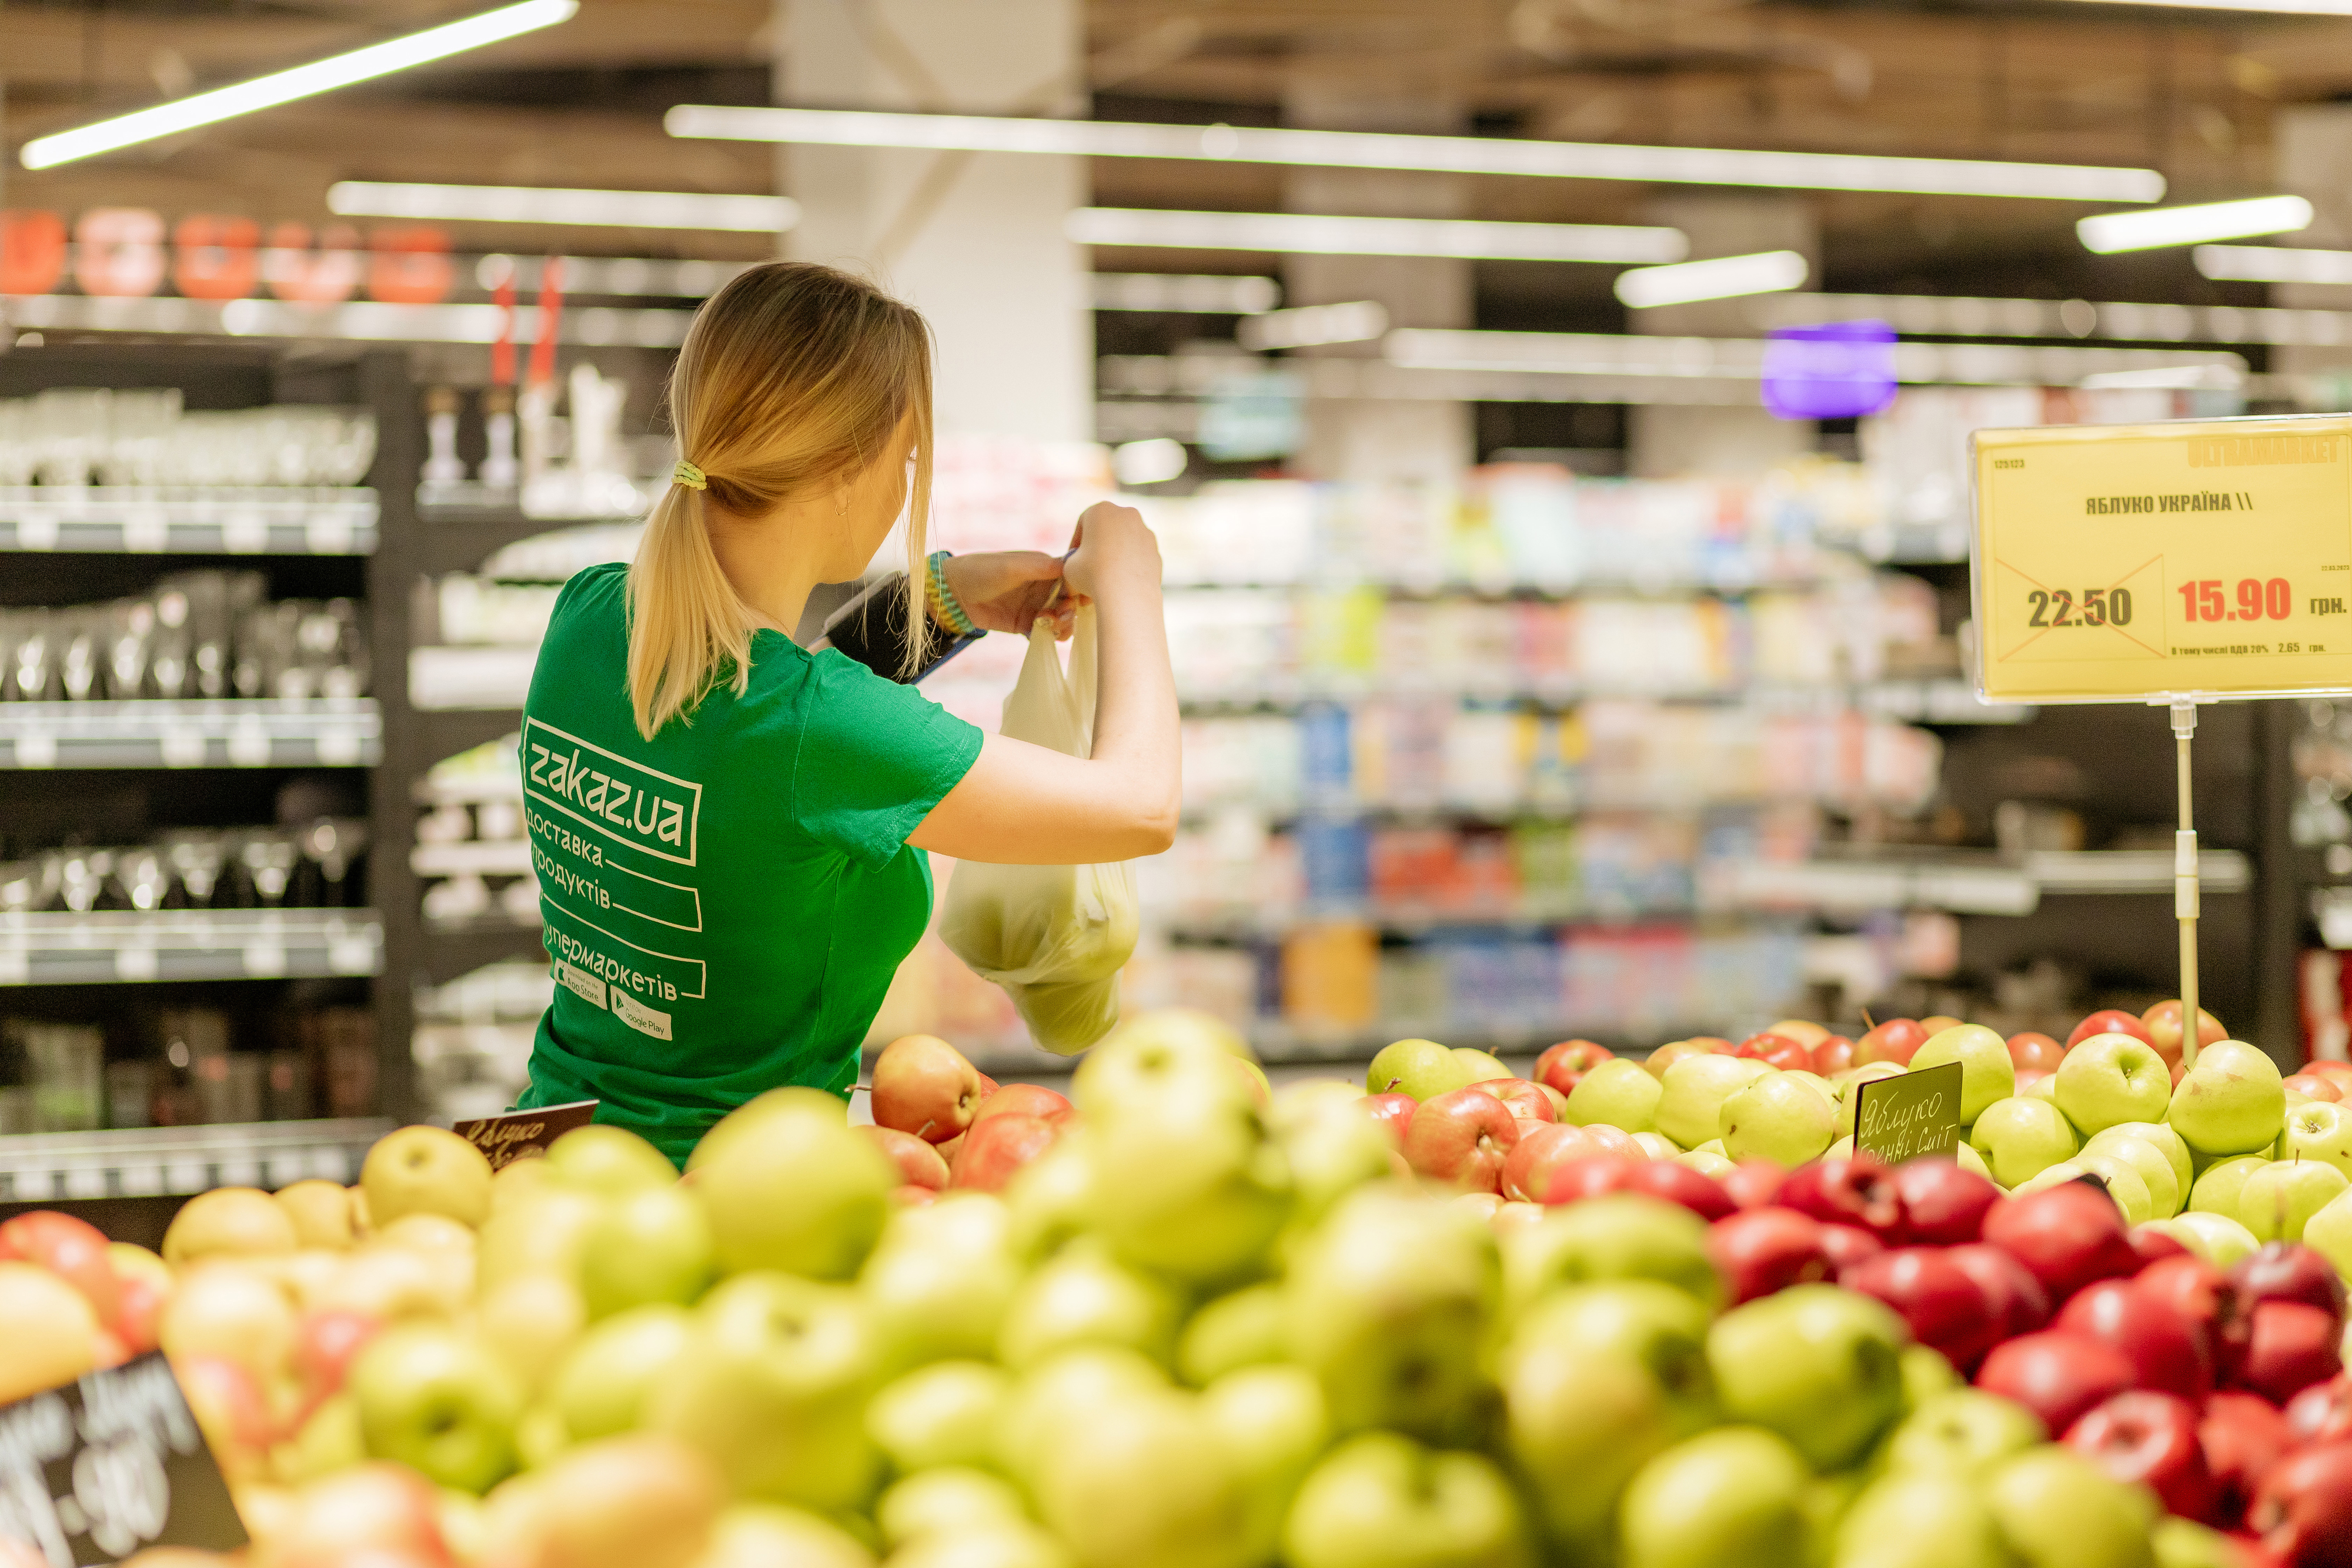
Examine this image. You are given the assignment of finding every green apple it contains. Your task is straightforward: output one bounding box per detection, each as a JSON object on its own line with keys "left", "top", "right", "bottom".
{"left": 1836, "top": 1064, "right": 1907, "bottom": 1102}
{"left": 1269, "top": 1078, "right": 1367, "bottom": 1131}
{"left": 861, "top": 1193, "right": 1022, "bottom": 1375}
{"left": 1364, "top": 1039, "right": 1467, "bottom": 1102}
{"left": 1003, "top": 1135, "right": 1098, "bottom": 1265}
{"left": 1566, "top": 1061, "right": 1663, "bottom": 1134}
{"left": 1720, "top": 1075, "right": 1838, "bottom": 1168}
{"left": 576, "top": 1184, "right": 715, "bottom": 1319}
{"left": 2169, "top": 1041, "right": 2287, "bottom": 1159}
{"left": 2153, "top": 1517, "right": 2249, "bottom": 1568}
{"left": 1282, "top": 1431, "right": 1529, "bottom": 1568}
{"left": 888, "top": 1523, "right": 1065, "bottom": 1568}
{"left": 2237, "top": 1158, "right": 2348, "bottom": 1243}
{"left": 1880, "top": 1389, "right": 2044, "bottom": 1479}
{"left": 2298, "top": 1184, "right": 2352, "bottom": 1282}
{"left": 2077, "top": 1145, "right": 2174, "bottom": 1221}
{"left": 647, "top": 1271, "right": 878, "bottom": 1510}
{"left": 271, "top": 1392, "right": 365, "bottom": 1485}
{"left": 1910, "top": 1026, "right": 2015, "bottom": 1125}
{"left": 2023, "top": 1074, "right": 2060, "bottom": 1103}
{"left": 1278, "top": 1105, "right": 1396, "bottom": 1229}
{"left": 1706, "top": 1285, "right": 1907, "bottom": 1472}
{"left": 1953, "top": 1142, "right": 1994, "bottom": 1182}
{"left": 543, "top": 1124, "right": 677, "bottom": 1198}
{"left": 1502, "top": 1282, "right": 1716, "bottom": 1551}
{"left": 1087, "top": 1085, "right": 1292, "bottom": 1284}
{"left": 1900, "top": 1344, "right": 1961, "bottom": 1414}
{"left": 476, "top": 1185, "right": 609, "bottom": 1296}
{"left": 1618, "top": 1426, "right": 1810, "bottom": 1568}
{"left": 997, "top": 1346, "right": 1170, "bottom": 1490}
{"left": 689, "top": 1088, "right": 897, "bottom": 1279}
{"left": 2189, "top": 1155, "right": 2270, "bottom": 1217}
{"left": 1677, "top": 1149, "right": 1736, "bottom": 1179}
{"left": 1454, "top": 1048, "right": 1513, "bottom": 1085}
{"left": 1028, "top": 1385, "right": 1249, "bottom": 1568}
{"left": 2137, "top": 1212, "right": 2260, "bottom": 1269}
{"left": 876, "top": 1466, "right": 1027, "bottom": 1551}
{"left": 866, "top": 1359, "right": 1010, "bottom": 1475}
{"left": 1282, "top": 1188, "right": 1498, "bottom": 1440}
{"left": 1078, "top": 1022, "right": 1258, "bottom": 1119}
{"left": 2280, "top": 1100, "right": 2352, "bottom": 1177}
{"left": 362, "top": 1124, "right": 496, "bottom": 1229}
{"left": 1656, "top": 1057, "right": 1773, "bottom": 1150}
{"left": 1983, "top": 1445, "right": 2159, "bottom": 1568}
{"left": 1501, "top": 1195, "right": 1720, "bottom": 1319}
{"left": 544, "top": 1303, "right": 695, "bottom": 1444}
{"left": 1632, "top": 1132, "right": 1680, "bottom": 1161}
{"left": 2100, "top": 1122, "right": 2194, "bottom": 1195}
{"left": 998, "top": 1241, "right": 1184, "bottom": 1371}
{"left": 2055, "top": 1035, "right": 2173, "bottom": 1136}
{"left": 2014, "top": 1161, "right": 2149, "bottom": 1225}
{"left": 1825, "top": 1136, "right": 1856, "bottom": 1160}
{"left": 1783, "top": 1070, "right": 1839, "bottom": 1105}
{"left": 1832, "top": 1472, "right": 2010, "bottom": 1568}
{"left": 1204, "top": 1363, "right": 1329, "bottom": 1563}
{"left": 1178, "top": 1282, "right": 1286, "bottom": 1387}
{"left": 349, "top": 1320, "right": 523, "bottom": 1493}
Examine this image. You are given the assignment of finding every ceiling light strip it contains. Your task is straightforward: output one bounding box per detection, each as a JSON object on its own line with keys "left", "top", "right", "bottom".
{"left": 3, "top": 293, "right": 694, "bottom": 346}
{"left": 328, "top": 182, "right": 797, "bottom": 233}
{"left": 2077, "top": 195, "right": 2313, "bottom": 253}
{"left": 1067, "top": 208, "right": 1687, "bottom": 263}
{"left": 669, "top": 105, "right": 2167, "bottom": 203}
{"left": 2194, "top": 245, "right": 2352, "bottom": 285}
{"left": 1752, "top": 291, "right": 2352, "bottom": 348}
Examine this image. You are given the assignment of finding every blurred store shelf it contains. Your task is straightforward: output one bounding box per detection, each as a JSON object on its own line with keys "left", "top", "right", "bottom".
{"left": 412, "top": 841, "right": 531, "bottom": 877}
{"left": 409, "top": 646, "right": 534, "bottom": 711}
{"left": 0, "top": 699, "right": 379, "bottom": 769}
{"left": 1726, "top": 849, "right": 2251, "bottom": 916}
{"left": 0, "top": 910, "right": 383, "bottom": 986}
{"left": 0, "top": 1118, "right": 392, "bottom": 1202}
{"left": 1174, "top": 678, "right": 2026, "bottom": 722}
{"left": 0, "top": 488, "right": 378, "bottom": 555}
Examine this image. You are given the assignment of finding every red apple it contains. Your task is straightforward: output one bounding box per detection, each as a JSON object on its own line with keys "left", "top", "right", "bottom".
{"left": 2307, "top": 1062, "right": 2352, "bottom": 1098}
{"left": 2142, "top": 1000, "right": 2229, "bottom": 1070}
{"left": 1855, "top": 1018, "right": 1928, "bottom": 1066}
{"left": 870, "top": 1034, "right": 986, "bottom": 1144}
{"left": 1982, "top": 1183, "right": 2141, "bottom": 1303}
{"left": 2288, "top": 1375, "right": 2352, "bottom": 1447}
{"left": 2068, "top": 1008, "right": 2157, "bottom": 1050}
{"left": 2064, "top": 1390, "right": 2220, "bottom": 1522}
{"left": 2137, "top": 1253, "right": 2242, "bottom": 1338}
{"left": 1403, "top": 1086, "right": 1523, "bottom": 1193}
{"left": 1843, "top": 1246, "right": 2004, "bottom": 1370}
{"left": 1947, "top": 1242, "right": 2052, "bottom": 1339}
{"left": 1688, "top": 1036, "right": 1736, "bottom": 1055}
{"left": 1976, "top": 1330, "right": 2139, "bottom": 1439}
{"left": 1643, "top": 1040, "right": 1712, "bottom": 1080}
{"left": 2253, "top": 1440, "right": 2352, "bottom": 1567}
{"left": 1533, "top": 1040, "right": 1611, "bottom": 1097}
{"left": 948, "top": 1113, "right": 1059, "bottom": 1192}
{"left": 292, "top": 1309, "right": 382, "bottom": 1403}
{"left": 2287, "top": 1074, "right": 2345, "bottom": 1104}
{"left": 0, "top": 1212, "right": 122, "bottom": 1329}
{"left": 2007, "top": 1032, "right": 2066, "bottom": 1074}
{"left": 1721, "top": 1160, "right": 1789, "bottom": 1211}
{"left": 1731, "top": 1033, "right": 1813, "bottom": 1072}
{"left": 265, "top": 1461, "right": 452, "bottom": 1568}
{"left": 2055, "top": 1278, "right": 2212, "bottom": 1402}
{"left": 1472, "top": 1078, "right": 1557, "bottom": 1126}
{"left": 1766, "top": 1019, "right": 1833, "bottom": 1050}
{"left": 973, "top": 1083, "right": 1075, "bottom": 1126}
{"left": 1810, "top": 1036, "right": 1856, "bottom": 1075}
{"left": 1539, "top": 1156, "right": 1735, "bottom": 1221}
{"left": 2204, "top": 1390, "right": 2293, "bottom": 1532}
{"left": 2231, "top": 1245, "right": 2350, "bottom": 1326}
{"left": 1502, "top": 1124, "right": 1611, "bottom": 1204}
{"left": 1778, "top": 1155, "right": 1908, "bottom": 1242}
{"left": 1893, "top": 1158, "right": 2001, "bottom": 1246}
{"left": 1819, "top": 1224, "right": 1887, "bottom": 1273}
{"left": 1361, "top": 1093, "right": 1416, "bottom": 1148}
{"left": 860, "top": 1125, "right": 951, "bottom": 1189}
{"left": 1545, "top": 1156, "right": 1645, "bottom": 1205}
{"left": 2132, "top": 1227, "right": 2192, "bottom": 1267}
{"left": 2238, "top": 1300, "right": 2344, "bottom": 1405}
{"left": 113, "top": 1274, "right": 167, "bottom": 1356}
{"left": 1710, "top": 1206, "right": 1835, "bottom": 1306}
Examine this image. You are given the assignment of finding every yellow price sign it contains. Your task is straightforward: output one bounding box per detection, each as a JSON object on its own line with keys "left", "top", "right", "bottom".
{"left": 1973, "top": 415, "right": 2352, "bottom": 703}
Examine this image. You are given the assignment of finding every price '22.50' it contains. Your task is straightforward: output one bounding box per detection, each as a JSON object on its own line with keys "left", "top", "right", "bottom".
{"left": 2027, "top": 587, "right": 2134, "bottom": 627}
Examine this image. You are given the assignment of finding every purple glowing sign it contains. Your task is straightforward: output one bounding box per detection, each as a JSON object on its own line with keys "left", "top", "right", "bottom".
{"left": 1760, "top": 319, "right": 1898, "bottom": 420}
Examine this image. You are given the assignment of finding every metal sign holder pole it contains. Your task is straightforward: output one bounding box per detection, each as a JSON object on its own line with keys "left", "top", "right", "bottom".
{"left": 2170, "top": 697, "right": 2201, "bottom": 1070}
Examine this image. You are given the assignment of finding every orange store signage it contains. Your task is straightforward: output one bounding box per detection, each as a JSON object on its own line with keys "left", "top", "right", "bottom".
{"left": 1, "top": 207, "right": 457, "bottom": 306}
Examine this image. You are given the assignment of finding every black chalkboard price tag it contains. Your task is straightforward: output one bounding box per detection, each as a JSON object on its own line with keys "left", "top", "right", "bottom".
{"left": 1853, "top": 1061, "right": 1965, "bottom": 1165}
{"left": 0, "top": 1352, "right": 248, "bottom": 1564}
{"left": 453, "top": 1099, "right": 599, "bottom": 1171}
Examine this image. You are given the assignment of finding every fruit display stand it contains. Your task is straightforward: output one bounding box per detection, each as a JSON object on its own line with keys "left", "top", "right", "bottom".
{"left": 11, "top": 1004, "right": 2352, "bottom": 1567}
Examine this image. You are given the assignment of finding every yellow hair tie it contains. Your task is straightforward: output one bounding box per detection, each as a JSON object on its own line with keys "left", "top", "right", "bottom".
{"left": 673, "top": 459, "right": 708, "bottom": 491}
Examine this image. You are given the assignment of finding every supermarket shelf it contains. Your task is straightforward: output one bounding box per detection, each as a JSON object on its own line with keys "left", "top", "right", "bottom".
{"left": 0, "top": 910, "right": 382, "bottom": 986}
{"left": 1162, "top": 898, "right": 1677, "bottom": 937}
{"left": 0, "top": 1118, "right": 393, "bottom": 1203}
{"left": 1726, "top": 849, "right": 2252, "bottom": 916}
{"left": 0, "top": 487, "right": 377, "bottom": 555}
{"left": 413, "top": 840, "right": 531, "bottom": 877}
{"left": 0, "top": 699, "right": 379, "bottom": 769}
{"left": 410, "top": 646, "right": 534, "bottom": 711}
{"left": 421, "top": 924, "right": 547, "bottom": 987}
{"left": 1170, "top": 678, "right": 2027, "bottom": 721}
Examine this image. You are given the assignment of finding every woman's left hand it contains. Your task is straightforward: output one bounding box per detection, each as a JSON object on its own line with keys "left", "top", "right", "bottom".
{"left": 941, "top": 551, "right": 1080, "bottom": 638}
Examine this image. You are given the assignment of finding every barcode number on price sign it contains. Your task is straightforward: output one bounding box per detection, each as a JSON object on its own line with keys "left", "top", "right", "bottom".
{"left": 1973, "top": 415, "right": 2352, "bottom": 703}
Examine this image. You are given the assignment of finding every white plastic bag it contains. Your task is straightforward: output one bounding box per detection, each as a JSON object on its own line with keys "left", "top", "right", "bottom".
{"left": 938, "top": 607, "right": 1139, "bottom": 1054}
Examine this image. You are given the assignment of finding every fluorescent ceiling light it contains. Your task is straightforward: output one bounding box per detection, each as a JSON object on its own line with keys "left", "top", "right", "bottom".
{"left": 670, "top": 105, "right": 2167, "bottom": 203}
{"left": 1237, "top": 301, "right": 1391, "bottom": 350}
{"left": 2079, "top": 195, "right": 2313, "bottom": 254}
{"left": 1067, "top": 208, "right": 1686, "bottom": 263}
{"left": 1616, "top": 249, "right": 1809, "bottom": 309}
{"left": 3, "top": 292, "right": 693, "bottom": 346}
{"left": 2193, "top": 244, "right": 2352, "bottom": 284}
{"left": 1092, "top": 273, "right": 1280, "bottom": 313}
{"left": 2062, "top": 0, "right": 2352, "bottom": 12}
{"left": 19, "top": 0, "right": 577, "bottom": 170}
{"left": 329, "top": 182, "right": 795, "bottom": 232}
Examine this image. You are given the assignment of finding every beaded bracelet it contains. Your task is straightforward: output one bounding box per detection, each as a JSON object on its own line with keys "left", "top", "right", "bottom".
{"left": 925, "top": 550, "right": 980, "bottom": 637}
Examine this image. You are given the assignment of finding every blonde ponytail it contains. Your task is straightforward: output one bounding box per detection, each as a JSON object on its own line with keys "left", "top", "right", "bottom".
{"left": 627, "top": 263, "right": 936, "bottom": 738}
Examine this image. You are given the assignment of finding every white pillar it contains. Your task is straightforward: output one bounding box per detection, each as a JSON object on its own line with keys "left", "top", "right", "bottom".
{"left": 1628, "top": 195, "right": 1820, "bottom": 478}
{"left": 775, "top": 0, "right": 1093, "bottom": 442}
{"left": 2273, "top": 105, "right": 2352, "bottom": 388}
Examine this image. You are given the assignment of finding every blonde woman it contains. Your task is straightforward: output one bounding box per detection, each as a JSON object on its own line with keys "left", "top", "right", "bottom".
{"left": 513, "top": 262, "right": 1178, "bottom": 1165}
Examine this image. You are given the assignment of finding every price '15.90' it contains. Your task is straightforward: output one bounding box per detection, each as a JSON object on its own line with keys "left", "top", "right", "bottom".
{"left": 2179, "top": 578, "right": 2293, "bottom": 623}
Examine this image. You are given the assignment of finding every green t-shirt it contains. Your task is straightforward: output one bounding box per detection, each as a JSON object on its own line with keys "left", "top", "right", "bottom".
{"left": 512, "top": 562, "right": 983, "bottom": 1165}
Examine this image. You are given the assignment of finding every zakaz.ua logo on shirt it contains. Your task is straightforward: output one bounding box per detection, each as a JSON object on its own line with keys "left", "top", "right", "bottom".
{"left": 522, "top": 717, "right": 703, "bottom": 866}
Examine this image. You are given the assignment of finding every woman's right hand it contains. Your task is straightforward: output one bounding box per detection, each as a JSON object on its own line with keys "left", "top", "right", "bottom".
{"left": 1063, "top": 500, "right": 1161, "bottom": 601}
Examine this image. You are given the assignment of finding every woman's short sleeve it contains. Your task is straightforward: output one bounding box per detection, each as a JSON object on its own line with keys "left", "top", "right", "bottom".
{"left": 791, "top": 651, "right": 984, "bottom": 870}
